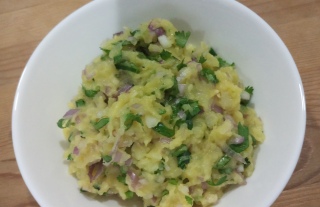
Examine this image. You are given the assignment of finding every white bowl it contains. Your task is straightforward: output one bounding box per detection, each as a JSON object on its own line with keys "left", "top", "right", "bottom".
{"left": 12, "top": 0, "right": 306, "bottom": 206}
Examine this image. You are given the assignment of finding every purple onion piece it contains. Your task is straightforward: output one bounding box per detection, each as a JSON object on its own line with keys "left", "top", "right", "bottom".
{"left": 73, "top": 146, "right": 79, "bottom": 155}
{"left": 159, "top": 137, "right": 172, "bottom": 144}
{"left": 113, "top": 31, "right": 123, "bottom": 37}
{"left": 88, "top": 160, "right": 104, "bottom": 182}
{"left": 211, "top": 103, "right": 223, "bottom": 114}
{"left": 222, "top": 146, "right": 246, "bottom": 164}
{"left": 63, "top": 109, "right": 79, "bottom": 119}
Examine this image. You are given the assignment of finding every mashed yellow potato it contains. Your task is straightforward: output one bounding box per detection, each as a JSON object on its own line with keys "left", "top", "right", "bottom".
{"left": 58, "top": 18, "right": 265, "bottom": 207}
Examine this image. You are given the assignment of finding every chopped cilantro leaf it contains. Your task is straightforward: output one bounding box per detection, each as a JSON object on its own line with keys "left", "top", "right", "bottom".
{"left": 209, "top": 47, "right": 217, "bottom": 56}
{"left": 207, "top": 175, "right": 227, "bottom": 186}
{"left": 102, "top": 155, "right": 112, "bottom": 163}
{"left": 177, "top": 59, "right": 187, "bottom": 70}
{"left": 115, "top": 60, "right": 140, "bottom": 73}
{"left": 172, "top": 144, "right": 191, "bottom": 169}
{"left": 168, "top": 178, "right": 178, "bottom": 185}
{"left": 117, "top": 174, "right": 126, "bottom": 184}
{"left": 93, "top": 184, "right": 100, "bottom": 190}
{"left": 218, "top": 57, "right": 234, "bottom": 67}
{"left": 100, "top": 47, "right": 110, "bottom": 55}
{"left": 152, "top": 122, "right": 175, "bottom": 137}
{"left": 82, "top": 85, "right": 100, "bottom": 97}
{"left": 160, "top": 50, "right": 172, "bottom": 60}
{"left": 200, "top": 68, "right": 219, "bottom": 84}
{"left": 57, "top": 118, "right": 70, "bottom": 128}
{"left": 229, "top": 123, "right": 249, "bottom": 153}
{"left": 175, "top": 31, "right": 191, "bottom": 48}
{"left": 162, "top": 189, "right": 169, "bottom": 197}
{"left": 215, "top": 155, "right": 231, "bottom": 169}
{"left": 124, "top": 113, "right": 143, "bottom": 130}
{"left": 154, "top": 159, "right": 165, "bottom": 174}
{"left": 75, "top": 99, "right": 85, "bottom": 107}
{"left": 244, "top": 157, "right": 251, "bottom": 168}
{"left": 125, "top": 190, "right": 134, "bottom": 199}
{"left": 185, "top": 196, "right": 193, "bottom": 205}
{"left": 198, "top": 55, "right": 207, "bottom": 63}
{"left": 93, "top": 117, "right": 110, "bottom": 130}
{"left": 67, "top": 153, "right": 73, "bottom": 161}
{"left": 245, "top": 86, "right": 254, "bottom": 95}
{"left": 158, "top": 109, "right": 166, "bottom": 115}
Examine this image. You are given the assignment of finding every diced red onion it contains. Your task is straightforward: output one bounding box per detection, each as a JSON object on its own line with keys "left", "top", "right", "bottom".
{"left": 159, "top": 137, "right": 172, "bottom": 144}
{"left": 178, "top": 84, "right": 186, "bottom": 95}
{"left": 235, "top": 171, "right": 247, "bottom": 185}
{"left": 63, "top": 109, "right": 79, "bottom": 119}
{"left": 211, "top": 103, "right": 223, "bottom": 114}
{"left": 117, "top": 84, "right": 133, "bottom": 95}
{"left": 88, "top": 160, "right": 104, "bottom": 182}
{"left": 228, "top": 136, "right": 245, "bottom": 145}
{"left": 113, "top": 150, "right": 123, "bottom": 163}
{"left": 82, "top": 68, "right": 94, "bottom": 80}
{"left": 73, "top": 146, "right": 79, "bottom": 155}
{"left": 201, "top": 181, "right": 209, "bottom": 190}
{"left": 125, "top": 158, "right": 133, "bottom": 166}
{"left": 222, "top": 146, "right": 246, "bottom": 164}
{"left": 113, "top": 31, "right": 123, "bottom": 37}
{"left": 127, "top": 169, "right": 140, "bottom": 190}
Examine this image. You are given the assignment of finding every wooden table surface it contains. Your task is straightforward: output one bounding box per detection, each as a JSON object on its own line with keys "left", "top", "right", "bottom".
{"left": 0, "top": 0, "right": 319, "bottom": 206}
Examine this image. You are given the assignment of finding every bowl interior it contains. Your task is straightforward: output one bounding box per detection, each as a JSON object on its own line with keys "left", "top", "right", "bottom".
{"left": 12, "top": 0, "right": 305, "bottom": 206}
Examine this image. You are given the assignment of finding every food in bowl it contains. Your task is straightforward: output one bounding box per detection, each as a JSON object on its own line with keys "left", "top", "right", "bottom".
{"left": 57, "top": 18, "right": 265, "bottom": 206}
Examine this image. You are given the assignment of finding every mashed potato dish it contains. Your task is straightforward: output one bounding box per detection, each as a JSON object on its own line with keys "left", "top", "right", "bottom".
{"left": 57, "top": 19, "right": 265, "bottom": 207}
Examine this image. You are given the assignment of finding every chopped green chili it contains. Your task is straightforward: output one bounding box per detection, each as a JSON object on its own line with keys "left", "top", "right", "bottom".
{"left": 93, "top": 117, "right": 110, "bottom": 130}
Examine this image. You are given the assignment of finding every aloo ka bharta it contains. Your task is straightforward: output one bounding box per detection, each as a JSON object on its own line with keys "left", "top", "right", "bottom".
{"left": 57, "top": 18, "right": 265, "bottom": 207}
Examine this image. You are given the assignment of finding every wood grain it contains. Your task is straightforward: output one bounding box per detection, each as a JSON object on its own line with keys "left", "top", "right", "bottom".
{"left": 0, "top": 0, "right": 319, "bottom": 206}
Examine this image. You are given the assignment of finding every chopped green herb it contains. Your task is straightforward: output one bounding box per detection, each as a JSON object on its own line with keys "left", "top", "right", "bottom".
{"left": 102, "top": 155, "right": 112, "bottom": 163}
{"left": 164, "top": 77, "right": 179, "bottom": 100}
{"left": 162, "top": 189, "right": 169, "bottom": 197}
{"left": 200, "top": 68, "right": 219, "bottom": 84}
{"left": 245, "top": 86, "right": 254, "bottom": 95}
{"left": 115, "top": 60, "right": 140, "bottom": 73}
{"left": 137, "top": 52, "right": 148, "bottom": 59}
{"left": 82, "top": 85, "right": 100, "bottom": 97}
{"left": 75, "top": 99, "right": 85, "bottom": 107}
{"left": 124, "top": 113, "right": 143, "bottom": 130}
{"left": 177, "top": 59, "right": 187, "bottom": 70}
{"left": 67, "top": 132, "right": 73, "bottom": 142}
{"left": 172, "top": 144, "right": 191, "bottom": 169}
{"left": 160, "top": 50, "right": 172, "bottom": 60}
{"left": 113, "top": 51, "right": 123, "bottom": 64}
{"left": 130, "top": 29, "right": 140, "bottom": 36}
{"left": 93, "top": 184, "right": 100, "bottom": 190}
{"left": 152, "top": 122, "right": 175, "bottom": 137}
{"left": 218, "top": 57, "right": 233, "bottom": 67}
{"left": 218, "top": 168, "right": 233, "bottom": 175}
{"left": 93, "top": 117, "right": 110, "bottom": 130}
{"left": 175, "top": 31, "right": 191, "bottom": 48}
{"left": 117, "top": 174, "right": 126, "bottom": 184}
{"left": 215, "top": 155, "right": 231, "bottom": 169}
{"left": 100, "top": 47, "right": 110, "bottom": 55}
{"left": 209, "top": 47, "right": 217, "bottom": 56}
{"left": 80, "top": 188, "right": 87, "bottom": 193}
{"left": 67, "top": 153, "right": 73, "bottom": 161}
{"left": 125, "top": 190, "right": 134, "bottom": 199}
{"left": 185, "top": 195, "right": 193, "bottom": 205}
{"left": 158, "top": 109, "right": 166, "bottom": 115}
{"left": 154, "top": 159, "right": 165, "bottom": 174}
{"left": 251, "top": 134, "right": 258, "bottom": 146}
{"left": 229, "top": 123, "right": 249, "bottom": 153}
{"left": 168, "top": 178, "right": 178, "bottom": 185}
{"left": 244, "top": 157, "right": 251, "bottom": 168}
{"left": 207, "top": 175, "right": 228, "bottom": 186}
{"left": 57, "top": 118, "right": 71, "bottom": 129}
{"left": 198, "top": 55, "right": 207, "bottom": 64}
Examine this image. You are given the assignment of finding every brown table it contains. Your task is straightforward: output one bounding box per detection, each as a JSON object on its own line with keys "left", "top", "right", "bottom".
{"left": 1, "top": 0, "right": 319, "bottom": 206}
